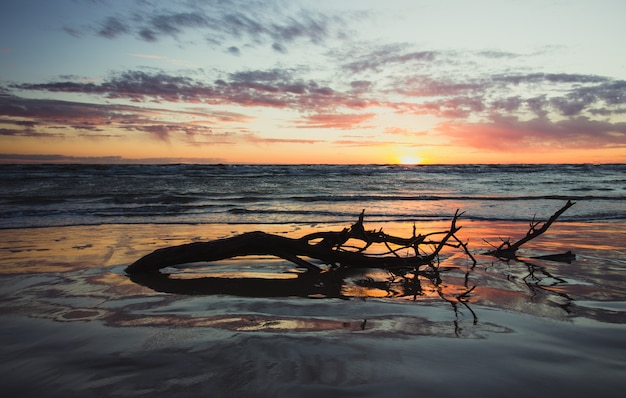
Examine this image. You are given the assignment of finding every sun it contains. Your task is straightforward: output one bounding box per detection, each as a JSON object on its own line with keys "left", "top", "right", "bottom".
{"left": 398, "top": 155, "right": 423, "bottom": 165}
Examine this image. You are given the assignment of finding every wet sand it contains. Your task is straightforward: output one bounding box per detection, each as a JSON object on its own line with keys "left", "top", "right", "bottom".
{"left": 1, "top": 221, "right": 625, "bottom": 397}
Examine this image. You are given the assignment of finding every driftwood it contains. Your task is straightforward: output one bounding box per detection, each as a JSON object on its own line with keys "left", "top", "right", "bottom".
{"left": 126, "top": 202, "right": 575, "bottom": 280}
{"left": 484, "top": 200, "right": 575, "bottom": 259}
{"left": 126, "top": 209, "right": 465, "bottom": 275}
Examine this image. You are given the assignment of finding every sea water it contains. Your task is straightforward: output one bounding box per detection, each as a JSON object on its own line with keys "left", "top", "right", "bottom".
{"left": 1, "top": 163, "right": 624, "bottom": 228}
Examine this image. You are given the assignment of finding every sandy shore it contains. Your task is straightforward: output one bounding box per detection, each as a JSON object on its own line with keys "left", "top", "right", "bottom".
{"left": 1, "top": 221, "right": 625, "bottom": 397}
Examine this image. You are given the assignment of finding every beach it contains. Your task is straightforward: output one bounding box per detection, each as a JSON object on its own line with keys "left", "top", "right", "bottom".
{"left": 3, "top": 0, "right": 626, "bottom": 393}
{"left": 1, "top": 220, "right": 625, "bottom": 397}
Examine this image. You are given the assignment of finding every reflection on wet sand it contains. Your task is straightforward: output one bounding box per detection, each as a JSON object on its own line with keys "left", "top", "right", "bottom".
{"left": 1, "top": 221, "right": 625, "bottom": 332}
{"left": 1, "top": 222, "right": 625, "bottom": 397}
{"left": 118, "top": 219, "right": 626, "bottom": 327}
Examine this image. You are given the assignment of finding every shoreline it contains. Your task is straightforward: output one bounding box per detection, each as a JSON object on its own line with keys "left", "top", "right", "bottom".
{"left": 1, "top": 220, "right": 624, "bottom": 307}
{"left": 1, "top": 220, "right": 625, "bottom": 396}
{"left": 2, "top": 219, "right": 625, "bottom": 270}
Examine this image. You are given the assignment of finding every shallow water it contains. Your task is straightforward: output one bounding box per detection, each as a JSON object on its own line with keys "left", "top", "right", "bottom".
{"left": 1, "top": 221, "right": 625, "bottom": 397}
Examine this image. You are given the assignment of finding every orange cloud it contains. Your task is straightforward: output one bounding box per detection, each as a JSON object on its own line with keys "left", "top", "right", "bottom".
{"left": 293, "top": 113, "right": 375, "bottom": 129}
{"left": 436, "top": 116, "right": 626, "bottom": 152}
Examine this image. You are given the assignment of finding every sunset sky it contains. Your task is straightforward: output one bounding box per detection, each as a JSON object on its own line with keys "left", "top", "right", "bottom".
{"left": 1, "top": 0, "right": 625, "bottom": 164}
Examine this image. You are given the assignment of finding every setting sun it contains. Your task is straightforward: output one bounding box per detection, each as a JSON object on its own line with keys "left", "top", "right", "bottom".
{"left": 398, "top": 155, "right": 424, "bottom": 165}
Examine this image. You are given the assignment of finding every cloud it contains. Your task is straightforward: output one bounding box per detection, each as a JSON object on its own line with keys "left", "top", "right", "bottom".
{"left": 331, "top": 139, "right": 402, "bottom": 147}
{"left": 8, "top": 59, "right": 626, "bottom": 150}
{"left": 0, "top": 119, "right": 38, "bottom": 128}
{"left": 62, "top": 26, "right": 82, "bottom": 38}
{"left": 66, "top": 0, "right": 351, "bottom": 49}
{"left": 272, "top": 42, "right": 287, "bottom": 53}
{"left": 13, "top": 68, "right": 377, "bottom": 112}
{"left": 0, "top": 128, "right": 63, "bottom": 137}
{"left": 18, "top": 66, "right": 602, "bottom": 126}
{"left": 383, "top": 127, "right": 429, "bottom": 137}
{"left": 14, "top": 71, "right": 206, "bottom": 103}
{"left": 392, "top": 76, "right": 484, "bottom": 98}
{"left": 242, "top": 133, "right": 323, "bottom": 145}
{"left": 388, "top": 71, "right": 626, "bottom": 122}
{"left": 439, "top": 115, "right": 626, "bottom": 151}
{"left": 293, "top": 113, "right": 375, "bottom": 129}
{"left": 476, "top": 50, "right": 520, "bottom": 59}
{"left": 342, "top": 44, "right": 438, "bottom": 74}
{"left": 129, "top": 53, "right": 165, "bottom": 60}
{"left": 98, "top": 16, "right": 130, "bottom": 39}
{"left": 0, "top": 93, "right": 251, "bottom": 142}
{"left": 0, "top": 154, "right": 226, "bottom": 164}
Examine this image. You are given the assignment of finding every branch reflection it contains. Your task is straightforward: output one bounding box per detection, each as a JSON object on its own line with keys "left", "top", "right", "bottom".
{"left": 129, "top": 250, "right": 580, "bottom": 327}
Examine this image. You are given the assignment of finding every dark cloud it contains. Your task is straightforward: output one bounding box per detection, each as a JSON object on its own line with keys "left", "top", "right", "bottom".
{"left": 0, "top": 154, "right": 226, "bottom": 164}
{"left": 228, "top": 68, "right": 292, "bottom": 83}
{"left": 227, "top": 46, "right": 241, "bottom": 56}
{"left": 490, "top": 72, "right": 609, "bottom": 87}
{"left": 15, "top": 64, "right": 625, "bottom": 126}
{"left": 62, "top": 26, "right": 82, "bottom": 38}
{"left": 393, "top": 76, "right": 484, "bottom": 97}
{"left": 490, "top": 96, "right": 523, "bottom": 113}
{"left": 13, "top": 68, "right": 374, "bottom": 112}
{"left": 148, "top": 12, "right": 209, "bottom": 36}
{"left": 0, "top": 154, "right": 123, "bottom": 163}
{"left": 0, "top": 93, "right": 249, "bottom": 142}
{"left": 0, "top": 119, "right": 38, "bottom": 128}
{"left": 476, "top": 50, "right": 520, "bottom": 59}
{"left": 0, "top": 94, "right": 115, "bottom": 120}
{"left": 73, "top": 0, "right": 349, "bottom": 48}
{"left": 349, "top": 80, "right": 372, "bottom": 92}
{"left": 14, "top": 71, "right": 209, "bottom": 103}
{"left": 0, "top": 128, "right": 62, "bottom": 138}
{"left": 138, "top": 28, "right": 158, "bottom": 42}
{"left": 98, "top": 16, "right": 130, "bottom": 38}
{"left": 389, "top": 70, "right": 626, "bottom": 122}
{"left": 554, "top": 80, "right": 626, "bottom": 116}
{"left": 272, "top": 42, "right": 287, "bottom": 53}
{"left": 343, "top": 45, "right": 438, "bottom": 73}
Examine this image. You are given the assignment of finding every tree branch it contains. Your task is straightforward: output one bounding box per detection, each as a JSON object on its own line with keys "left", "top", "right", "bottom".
{"left": 484, "top": 200, "right": 575, "bottom": 259}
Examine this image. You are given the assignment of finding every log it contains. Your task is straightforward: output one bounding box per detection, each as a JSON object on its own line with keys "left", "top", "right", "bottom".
{"left": 125, "top": 210, "right": 464, "bottom": 275}
{"left": 125, "top": 203, "right": 574, "bottom": 277}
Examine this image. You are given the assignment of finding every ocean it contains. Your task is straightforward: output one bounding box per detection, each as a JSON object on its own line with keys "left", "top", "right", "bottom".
{"left": 1, "top": 163, "right": 625, "bottom": 228}
{"left": 1, "top": 163, "right": 625, "bottom": 397}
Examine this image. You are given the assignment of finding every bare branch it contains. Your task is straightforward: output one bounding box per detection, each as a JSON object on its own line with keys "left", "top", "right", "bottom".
{"left": 485, "top": 200, "right": 575, "bottom": 258}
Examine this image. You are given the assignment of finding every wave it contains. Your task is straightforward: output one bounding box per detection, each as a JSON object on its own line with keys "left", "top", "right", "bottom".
{"left": 1, "top": 163, "right": 624, "bottom": 229}
{"left": 281, "top": 194, "right": 625, "bottom": 202}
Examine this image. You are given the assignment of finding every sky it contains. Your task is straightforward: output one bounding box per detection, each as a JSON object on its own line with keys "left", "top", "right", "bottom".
{"left": 1, "top": 0, "right": 625, "bottom": 164}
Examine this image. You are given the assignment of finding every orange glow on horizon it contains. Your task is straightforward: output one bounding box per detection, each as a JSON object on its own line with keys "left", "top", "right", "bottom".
{"left": 397, "top": 155, "right": 424, "bottom": 165}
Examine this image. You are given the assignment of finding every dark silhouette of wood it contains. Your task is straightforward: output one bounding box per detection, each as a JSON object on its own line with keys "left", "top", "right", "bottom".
{"left": 126, "top": 209, "right": 464, "bottom": 275}
{"left": 126, "top": 203, "right": 574, "bottom": 278}
{"left": 484, "top": 200, "right": 575, "bottom": 259}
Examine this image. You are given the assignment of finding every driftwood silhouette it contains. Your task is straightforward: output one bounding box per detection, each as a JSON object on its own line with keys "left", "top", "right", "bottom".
{"left": 484, "top": 200, "right": 575, "bottom": 259}
{"left": 126, "top": 209, "right": 465, "bottom": 274}
{"left": 126, "top": 202, "right": 575, "bottom": 277}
